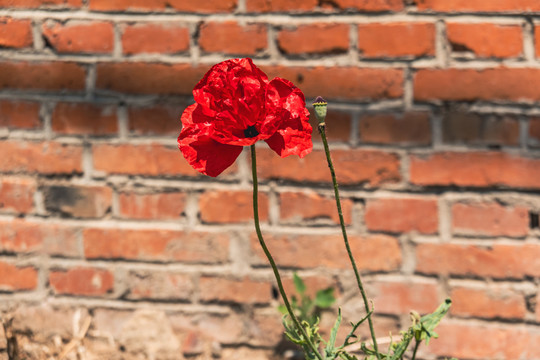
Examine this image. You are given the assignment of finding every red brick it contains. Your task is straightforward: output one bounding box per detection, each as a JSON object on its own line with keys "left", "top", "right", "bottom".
{"left": 83, "top": 228, "right": 229, "bottom": 263}
{"left": 416, "top": 243, "right": 540, "bottom": 279}
{"left": 451, "top": 202, "right": 529, "bottom": 237}
{"left": 0, "top": 261, "right": 38, "bottom": 291}
{"left": 122, "top": 23, "right": 190, "bottom": 55}
{"left": 410, "top": 152, "right": 540, "bottom": 189}
{"left": 200, "top": 277, "right": 272, "bottom": 304}
{"left": 529, "top": 117, "right": 540, "bottom": 146}
{"left": 325, "top": 0, "right": 404, "bottom": 11}
{"left": 42, "top": 185, "right": 113, "bottom": 218}
{"left": 0, "top": 177, "right": 35, "bottom": 215}
{"left": 0, "top": 140, "right": 82, "bottom": 174}
{"left": 442, "top": 112, "right": 520, "bottom": 146}
{"left": 0, "top": 17, "right": 32, "bottom": 48}
{"left": 251, "top": 233, "right": 401, "bottom": 271}
{"left": 535, "top": 26, "right": 540, "bottom": 58}
{"left": 0, "top": 100, "right": 41, "bottom": 129}
{"left": 199, "top": 190, "right": 268, "bottom": 223}
{"left": 277, "top": 24, "right": 349, "bottom": 55}
{"left": 537, "top": 293, "right": 540, "bottom": 322}
{"left": 263, "top": 66, "right": 403, "bottom": 100}
{"left": 124, "top": 270, "right": 193, "bottom": 301}
{"left": 128, "top": 104, "right": 183, "bottom": 136}
{"left": 358, "top": 22, "right": 435, "bottom": 58}
{"left": 0, "top": 219, "right": 79, "bottom": 257}
{"left": 199, "top": 21, "right": 267, "bottom": 55}
{"left": 0, "top": 0, "right": 81, "bottom": 8}
{"left": 247, "top": 312, "right": 283, "bottom": 347}
{"left": 49, "top": 267, "right": 113, "bottom": 296}
{"left": 42, "top": 21, "right": 113, "bottom": 54}
{"left": 96, "top": 62, "right": 208, "bottom": 95}
{"left": 447, "top": 23, "right": 522, "bottom": 58}
{"left": 279, "top": 191, "right": 353, "bottom": 225}
{"left": 255, "top": 148, "right": 400, "bottom": 186}
{"left": 52, "top": 102, "right": 117, "bottom": 135}
{"left": 246, "top": 0, "right": 317, "bottom": 12}
{"left": 118, "top": 192, "right": 186, "bottom": 220}
{"left": 93, "top": 144, "right": 208, "bottom": 177}
{"left": 370, "top": 280, "right": 439, "bottom": 315}
{"left": 309, "top": 108, "right": 351, "bottom": 142}
{"left": 89, "top": 0, "right": 237, "bottom": 12}
{"left": 415, "top": 68, "right": 540, "bottom": 102}
{"left": 0, "top": 61, "right": 85, "bottom": 91}
{"left": 282, "top": 275, "right": 337, "bottom": 299}
{"left": 416, "top": 0, "right": 540, "bottom": 12}
{"left": 426, "top": 322, "right": 540, "bottom": 360}
{"left": 450, "top": 286, "right": 526, "bottom": 320}
{"left": 365, "top": 198, "right": 438, "bottom": 234}
{"left": 359, "top": 112, "right": 431, "bottom": 145}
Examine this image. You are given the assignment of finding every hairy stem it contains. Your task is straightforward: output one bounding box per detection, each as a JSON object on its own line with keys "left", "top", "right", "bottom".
{"left": 318, "top": 125, "right": 381, "bottom": 360}
{"left": 250, "top": 145, "right": 323, "bottom": 360}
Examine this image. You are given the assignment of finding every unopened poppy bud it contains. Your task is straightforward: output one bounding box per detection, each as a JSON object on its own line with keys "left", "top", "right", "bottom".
{"left": 312, "top": 96, "right": 327, "bottom": 124}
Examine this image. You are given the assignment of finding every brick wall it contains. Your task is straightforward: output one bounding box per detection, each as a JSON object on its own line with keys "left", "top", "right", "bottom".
{"left": 0, "top": 1, "right": 540, "bottom": 359}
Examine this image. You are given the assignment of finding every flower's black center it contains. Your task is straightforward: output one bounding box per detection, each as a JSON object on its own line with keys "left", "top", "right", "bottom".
{"left": 244, "top": 125, "right": 259, "bottom": 138}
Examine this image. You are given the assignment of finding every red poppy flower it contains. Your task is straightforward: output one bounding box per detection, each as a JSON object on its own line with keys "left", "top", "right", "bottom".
{"left": 178, "top": 58, "right": 312, "bottom": 177}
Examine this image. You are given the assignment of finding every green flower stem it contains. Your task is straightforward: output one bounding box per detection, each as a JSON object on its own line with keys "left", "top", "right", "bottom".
{"left": 250, "top": 145, "right": 323, "bottom": 360}
{"left": 411, "top": 339, "right": 421, "bottom": 360}
{"left": 318, "top": 126, "right": 382, "bottom": 360}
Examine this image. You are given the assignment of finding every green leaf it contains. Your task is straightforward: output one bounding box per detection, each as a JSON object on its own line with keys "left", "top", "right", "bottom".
{"left": 277, "top": 304, "right": 287, "bottom": 315}
{"left": 414, "top": 298, "right": 452, "bottom": 345}
{"left": 315, "top": 288, "right": 336, "bottom": 308}
{"left": 293, "top": 272, "right": 306, "bottom": 294}
{"left": 325, "top": 309, "right": 342, "bottom": 357}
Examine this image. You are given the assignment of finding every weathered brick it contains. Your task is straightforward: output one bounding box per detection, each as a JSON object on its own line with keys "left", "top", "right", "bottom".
{"left": 0, "top": 140, "right": 82, "bottom": 174}
{"left": 42, "top": 21, "right": 114, "bottom": 54}
{"left": 246, "top": 0, "right": 317, "bottom": 12}
{"left": 369, "top": 280, "right": 440, "bottom": 315}
{"left": 96, "top": 62, "right": 208, "bottom": 95}
{"left": 262, "top": 66, "right": 403, "bottom": 100}
{"left": 118, "top": 191, "right": 186, "bottom": 220}
{"left": 199, "top": 21, "right": 267, "bottom": 55}
{"left": 0, "top": 61, "right": 85, "bottom": 91}
{"left": 52, "top": 102, "right": 117, "bottom": 135}
{"left": 255, "top": 148, "right": 400, "bottom": 186}
{"left": 246, "top": 0, "right": 403, "bottom": 12}
{"left": 0, "top": 177, "right": 35, "bottom": 214}
{"left": 417, "top": 0, "right": 540, "bottom": 12}
{"left": 122, "top": 23, "right": 190, "bottom": 55}
{"left": 0, "top": 17, "right": 32, "bottom": 48}
{"left": 535, "top": 26, "right": 540, "bottom": 58}
{"left": 410, "top": 152, "right": 540, "bottom": 189}
{"left": 451, "top": 202, "right": 529, "bottom": 237}
{"left": 416, "top": 243, "right": 540, "bottom": 279}
{"left": 326, "top": 0, "right": 404, "bottom": 11}
{"left": 442, "top": 111, "right": 520, "bottom": 146}
{"left": 124, "top": 270, "right": 193, "bottom": 301}
{"left": 277, "top": 24, "right": 349, "bottom": 55}
{"left": 359, "top": 112, "right": 431, "bottom": 145}
{"left": 414, "top": 68, "right": 540, "bottom": 102}
{"left": 358, "top": 22, "right": 435, "bottom": 58}
{"left": 447, "top": 23, "right": 522, "bottom": 58}
{"left": 309, "top": 108, "right": 352, "bottom": 142}
{"left": 0, "top": 100, "right": 41, "bottom": 129}
{"left": 42, "top": 185, "right": 113, "bottom": 218}
{"left": 49, "top": 267, "right": 113, "bottom": 296}
{"left": 251, "top": 233, "right": 401, "bottom": 271}
{"left": 0, "top": 261, "right": 38, "bottom": 291}
{"left": 83, "top": 228, "right": 229, "bottom": 263}
{"left": 529, "top": 117, "right": 540, "bottom": 147}
{"left": 0, "top": 0, "right": 81, "bottom": 8}
{"left": 199, "top": 190, "right": 268, "bottom": 223}
{"left": 92, "top": 144, "right": 208, "bottom": 177}
{"left": 450, "top": 286, "right": 526, "bottom": 320}
{"left": 427, "top": 322, "right": 540, "bottom": 360}
{"left": 128, "top": 104, "right": 183, "bottom": 136}
{"left": 199, "top": 277, "right": 272, "bottom": 304}
{"left": 279, "top": 191, "right": 353, "bottom": 224}
{"left": 89, "top": 0, "right": 237, "bottom": 12}
{"left": 365, "top": 197, "right": 438, "bottom": 234}
{"left": 0, "top": 219, "right": 79, "bottom": 257}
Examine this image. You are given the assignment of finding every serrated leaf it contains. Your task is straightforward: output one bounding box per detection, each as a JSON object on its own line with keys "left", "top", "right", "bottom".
{"left": 315, "top": 288, "right": 336, "bottom": 308}
{"left": 293, "top": 272, "right": 306, "bottom": 294}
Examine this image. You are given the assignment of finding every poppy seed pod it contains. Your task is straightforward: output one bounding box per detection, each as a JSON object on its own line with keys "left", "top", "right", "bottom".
{"left": 312, "top": 96, "right": 327, "bottom": 124}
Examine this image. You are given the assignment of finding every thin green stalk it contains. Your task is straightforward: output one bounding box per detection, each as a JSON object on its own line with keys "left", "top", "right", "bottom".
{"left": 250, "top": 145, "right": 323, "bottom": 360}
{"left": 411, "top": 339, "right": 421, "bottom": 360}
{"left": 318, "top": 125, "right": 382, "bottom": 360}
